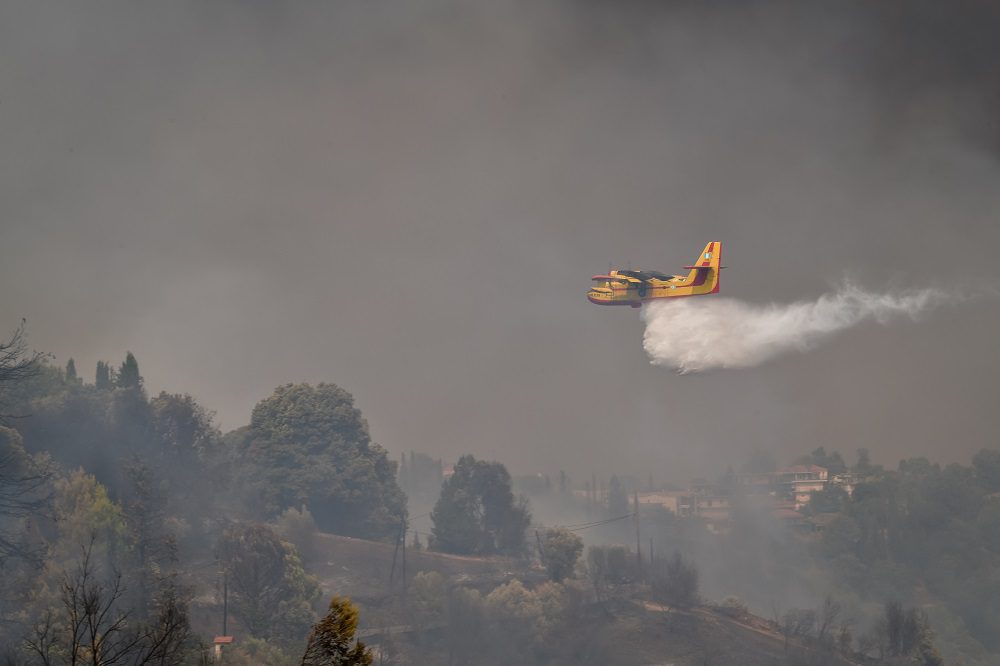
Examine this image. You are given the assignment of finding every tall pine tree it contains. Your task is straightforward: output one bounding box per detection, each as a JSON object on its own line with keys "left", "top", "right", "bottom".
{"left": 117, "top": 352, "right": 142, "bottom": 389}
{"left": 65, "top": 358, "right": 78, "bottom": 383}
{"left": 95, "top": 361, "right": 111, "bottom": 389}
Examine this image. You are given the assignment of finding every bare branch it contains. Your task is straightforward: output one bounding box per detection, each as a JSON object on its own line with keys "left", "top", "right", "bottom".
{"left": 23, "top": 609, "right": 56, "bottom": 666}
{"left": 0, "top": 320, "right": 43, "bottom": 385}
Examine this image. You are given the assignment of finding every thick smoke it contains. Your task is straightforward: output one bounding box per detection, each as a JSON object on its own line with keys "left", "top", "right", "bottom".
{"left": 642, "top": 284, "right": 945, "bottom": 373}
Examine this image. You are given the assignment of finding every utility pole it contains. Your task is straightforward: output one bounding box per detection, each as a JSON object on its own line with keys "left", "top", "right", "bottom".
{"left": 389, "top": 520, "right": 402, "bottom": 592}
{"left": 634, "top": 491, "right": 642, "bottom": 578}
{"left": 222, "top": 568, "right": 228, "bottom": 636}
{"left": 401, "top": 521, "right": 407, "bottom": 606}
{"left": 212, "top": 567, "right": 231, "bottom": 665}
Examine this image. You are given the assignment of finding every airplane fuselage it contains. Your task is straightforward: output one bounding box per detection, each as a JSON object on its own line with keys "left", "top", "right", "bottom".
{"left": 588, "top": 242, "right": 722, "bottom": 307}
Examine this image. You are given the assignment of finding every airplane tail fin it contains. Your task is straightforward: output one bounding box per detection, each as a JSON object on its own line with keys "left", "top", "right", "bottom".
{"left": 682, "top": 241, "right": 722, "bottom": 293}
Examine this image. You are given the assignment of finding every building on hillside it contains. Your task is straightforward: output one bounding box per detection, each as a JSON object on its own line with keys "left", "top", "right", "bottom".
{"left": 694, "top": 494, "right": 732, "bottom": 522}
{"left": 636, "top": 491, "right": 681, "bottom": 514}
{"left": 674, "top": 482, "right": 733, "bottom": 529}
{"left": 830, "top": 472, "right": 858, "bottom": 497}
{"left": 776, "top": 464, "right": 828, "bottom": 509}
{"left": 735, "top": 471, "right": 777, "bottom": 495}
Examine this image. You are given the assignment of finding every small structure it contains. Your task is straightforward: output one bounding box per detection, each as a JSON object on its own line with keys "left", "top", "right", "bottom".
{"left": 636, "top": 491, "right": 682, "bottom": 514}
{"left": 213, "top": 636, "right": 234, "bottom": 663}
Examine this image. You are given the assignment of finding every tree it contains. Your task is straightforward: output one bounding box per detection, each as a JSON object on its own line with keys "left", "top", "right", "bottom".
{"left": 586, "top": 546, "right": 608, "bottom": 600}
{"left": 586, "top": 544, "right": 633, "bottom": 600}
{"left": 854, "top": 448, "right": 881, "bottom": 476}
{"left": 806, "top": 485, "right": 848, "bottom": 515}
{"left": 538, "top": 528, "right": 583, "bottom": 582}
{"left": 972, "top": 449, "right": 1000, "bottom": 492}
{"left": 0, "top": 321, "right": 44, "bottom": 389}
{"left": 483, "top": 579, "right": 551, "bottom": 660}
{"left": 0, "top": 321, "right": 48, "bottom": 429}
{"left": 650, "top": 552, "right": 699, "bottom": 608}
{"left": 301, "top": 597, "right": 373, "bottom": 665}
{"left": 236, "top": 383, "right": 405, "bottom": 540}
{"left": 445, "top": 586, "right": 485, "bottom": 664}
{"left": 865, "top": 601, "right": 943, "bottom": 665}
{"left": 607, "top": 475, "right": 629, "bottom": 517}
{"left": 782, "top": 608, "right": 817, "bottom": 640}
{"left": 430, "top": 455, "right": 530, "bottom": 556}
{"left": 796, "top": 447, "right": 847, "bottom": 475}
{"left": 150, "top": 393, "right": 218, "bottom": 461}
{"left": 816, "top": 595, "right": 842, "bottom": 645}
{"left": 123, "top": 459, "right": 177, "bottom": 614}
{"left": 24, "top": 539, "right": 191, "bottom": 665}
{"left": 409, "top": 571, "right": 445, "bottom": 629}
{"left": 6, "top": 361, "right": 159, "bottom": 498}
{"left": 116, "top": 352, "right": 142, "bottom": 390}
{"left": 218, "top": 524, "right": 320, "bottom": 644}
{"left": 95, "top": 361, "right": 112, "bottom": 390}
{"left": 149, "top": 392, "right": 221, "bottom": 518}
{"left": 0, "top": 427, "right": 51, "bottom": 566}
{"left": 50, "top": 470, "right": 128, "bottom": 568}
{"left": 64, "top": 359, "right": 78, "bottom": 384}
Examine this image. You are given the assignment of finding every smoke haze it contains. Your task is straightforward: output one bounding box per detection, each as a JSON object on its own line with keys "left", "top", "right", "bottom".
{"left": 1, "top": 0, "right": 999, "bottom": 478}
{"left": 642, "top": 285, "right": 946, "bottom": 373}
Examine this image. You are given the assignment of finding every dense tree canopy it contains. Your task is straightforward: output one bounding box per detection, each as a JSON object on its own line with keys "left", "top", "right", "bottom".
{"left": 236, "top": 383, "right": 406, "bottom": 540}
{"left": 795, "top": 447, "right": 847, "bottom": 475}
{"left": 0, "top": 426, "right": 51, "bottom": 566}
{"left": 539, "top": 527, "right": 583, "bottom": 582}
{"left": 116, "top": 352, "right": 142, "bottom": 389}
{"left": 430, "top": 455, "right": 530, "bottom": 556}
{"left": 218, "top": 523, "right": 320, "bottom": 645}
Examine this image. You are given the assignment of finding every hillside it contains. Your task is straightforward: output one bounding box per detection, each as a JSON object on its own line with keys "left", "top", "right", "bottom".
{"left": 238, "top": 532, "right": 863, "bottom": 665}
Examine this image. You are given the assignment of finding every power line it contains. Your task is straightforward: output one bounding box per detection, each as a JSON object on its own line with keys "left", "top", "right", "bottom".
{"left": 558, "top": 513, "right": 635, "bottom": 531}
{"left": 559, "top": 512, "right": 634, "bottom": 528}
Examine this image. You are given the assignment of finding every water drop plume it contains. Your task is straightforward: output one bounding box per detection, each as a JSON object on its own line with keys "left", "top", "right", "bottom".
{"left": 641, "top": 284, "right": 945, "bottom": 373}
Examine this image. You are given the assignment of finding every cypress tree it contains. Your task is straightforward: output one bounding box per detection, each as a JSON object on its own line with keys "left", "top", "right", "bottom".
{"left": 65, "top": 358, "right": 78, "bottom": 383}
{"left": 117, "top": 352, "right": 142, "bottom": 389}
{"left": 95, "top": 361, "right": 111, "bottom": 389}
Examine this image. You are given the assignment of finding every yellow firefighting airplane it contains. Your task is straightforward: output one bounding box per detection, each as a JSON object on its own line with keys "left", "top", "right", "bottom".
{"left": 588, "top": 242, "right": 723, "bottom": 308}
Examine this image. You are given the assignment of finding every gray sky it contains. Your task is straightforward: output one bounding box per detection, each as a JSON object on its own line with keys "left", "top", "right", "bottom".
{"left": 2, "top": 0, "right": 998, "bottom": 482}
